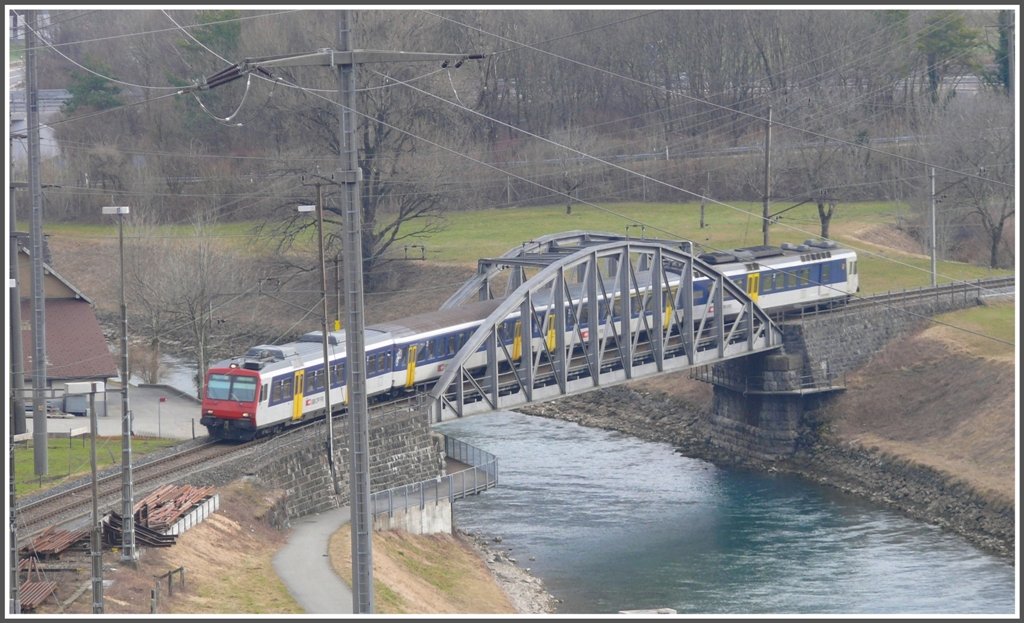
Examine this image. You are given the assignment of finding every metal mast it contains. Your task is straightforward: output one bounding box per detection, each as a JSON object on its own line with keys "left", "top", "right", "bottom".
{"left": 337, "top": 11, "right": 373, "bottom": 613}
{"left": 26, "top": 9, "right": 48, "bottom": 476}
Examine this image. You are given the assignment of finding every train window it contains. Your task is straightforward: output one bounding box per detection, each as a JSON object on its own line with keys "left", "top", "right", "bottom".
{"left": 207, "top": 374, "right": 232, "bottom": 400}
{"left": 417, "top": 343, "right": 428, "bottom": 364}
{"left": 269, "top": 376, "right": 293, "bottom": 404}
{"left": 330, "top": 363, "right": 344, "bottom": 386}
{"left": 800, "top": 269, "right": 810, "bottom": 286}
{"left": 821, "top": 263, "right": 831, "bottom": 283}
{"left": 447, "top": 336, "right": 457, "bottom": 356}
{"left": 208, "top": 374, "right": 256, "bottom": 402}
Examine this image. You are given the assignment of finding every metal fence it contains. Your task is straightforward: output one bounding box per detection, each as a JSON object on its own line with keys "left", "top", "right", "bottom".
{"left": 369, "top": 434, "right": 498, "bottom": 518}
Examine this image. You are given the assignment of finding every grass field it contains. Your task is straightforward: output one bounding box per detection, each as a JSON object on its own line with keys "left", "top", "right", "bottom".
{"left": 13, "top": 435, "right": 179, "bottom": 496}
{"left": 38, "top": 199, "right": 1013, "bottom": 298}
{"left": 408, "top": 200, "right": 1011, "bottom": 295}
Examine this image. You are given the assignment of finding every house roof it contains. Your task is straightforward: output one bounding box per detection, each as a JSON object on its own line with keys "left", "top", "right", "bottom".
{"left": 16, "top": 245, "right": 94, "bottom": 303}
{"left": 16, "top": 244, "right": 118, "bottom": 382}
{"left": 20, "top": 298, "right": 119, "bottom": 381}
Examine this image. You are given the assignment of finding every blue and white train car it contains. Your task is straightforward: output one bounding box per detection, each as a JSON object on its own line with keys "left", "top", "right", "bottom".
{"left": 199, "top": 239, "right": 858, "bottom": 440}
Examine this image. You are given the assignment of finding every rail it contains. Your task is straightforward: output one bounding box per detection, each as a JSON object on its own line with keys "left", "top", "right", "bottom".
{"left": 788, "top": 276, "right": 1014, "bottom": 322}
{"left": 369, "top": 435, "right": 497, "bottom": 518}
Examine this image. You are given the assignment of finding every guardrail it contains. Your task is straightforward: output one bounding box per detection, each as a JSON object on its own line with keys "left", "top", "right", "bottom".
{"left": 790, "top": 276, "right": 1014, "bottom": 322}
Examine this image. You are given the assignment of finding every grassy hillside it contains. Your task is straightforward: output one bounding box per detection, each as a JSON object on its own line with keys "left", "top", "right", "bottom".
{"left": 405, "top": 200, "right": 1011, "bottom": 294}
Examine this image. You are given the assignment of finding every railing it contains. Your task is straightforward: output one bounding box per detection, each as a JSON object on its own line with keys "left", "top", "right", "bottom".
{"left": 743, "top": 370, "right": 846, "bottom": 394}
{"left": 444, "top": 436, "right": 499, "bottom": 500}
{"left": 790, "top": 276, "right": 1015, "bottom": 322}
{"left": 369, "top": 435, "right": 497, "bottom": 518}
{"left": 690, "top": 365, "right": 845, "bottom": 394}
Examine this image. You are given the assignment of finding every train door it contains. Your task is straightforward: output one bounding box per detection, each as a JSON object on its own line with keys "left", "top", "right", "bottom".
{"left": 291, "top": 369, "right": 305, "bottom": 420}
{"left": 746, "top": 273, "right": 760, "bottom": 303}
{"left": 405, "top": 345, "right": 417, "bottom": 388}
{"left": 511, "top": 321, "right": 523, "bottom": 360}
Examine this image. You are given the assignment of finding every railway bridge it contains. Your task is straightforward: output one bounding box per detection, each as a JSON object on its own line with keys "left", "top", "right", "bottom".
{"left": 426, "top": 231, "right": 783, "bottom": 421}
{"left": 425, "top": 230, "right": 1012, "bottom": 461}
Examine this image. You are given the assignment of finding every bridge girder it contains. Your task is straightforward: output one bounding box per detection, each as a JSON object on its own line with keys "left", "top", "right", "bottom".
{"left": 440, "top": 230, "right": 627, "bottom": 310}
{"left": 429, "top": 238, "right": 782, "bottom": 421}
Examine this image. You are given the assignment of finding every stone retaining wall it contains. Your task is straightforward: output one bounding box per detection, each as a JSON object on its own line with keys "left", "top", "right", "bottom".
{"left": 704, "top": 291, "right": 987, "bottom": 460}
{"left": 189, "top": 398, "right": 443, "bottom": 522}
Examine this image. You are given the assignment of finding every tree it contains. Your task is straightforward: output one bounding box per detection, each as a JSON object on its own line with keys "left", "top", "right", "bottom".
{"left": 916, "top": 11, "right": 981, "bottom": 104}
{"left": 124, "top": 213, "right": 258, "bottom": 396}
{"left": 62, "top": 67, "right": 122, "bottom": 113}
{"left": 928, "top": 95, "right": 1015, "bottom": 268}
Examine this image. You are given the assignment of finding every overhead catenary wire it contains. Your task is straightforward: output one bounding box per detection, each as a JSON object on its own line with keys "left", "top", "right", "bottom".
{"left": 17, "top": 9, "right": 1015, "bottom": 353}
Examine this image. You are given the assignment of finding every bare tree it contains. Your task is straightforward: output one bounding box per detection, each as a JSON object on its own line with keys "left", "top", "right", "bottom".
{"left": 124, "top": 212, "right": 257, "bottom": 396}
{"left": 928, "top": 95, "right": 1015, "bottom": 268}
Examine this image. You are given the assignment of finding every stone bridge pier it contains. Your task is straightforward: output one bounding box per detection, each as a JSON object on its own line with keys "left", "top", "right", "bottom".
{"left": 695, "top": 281, "right": 1004, "bottom": 462}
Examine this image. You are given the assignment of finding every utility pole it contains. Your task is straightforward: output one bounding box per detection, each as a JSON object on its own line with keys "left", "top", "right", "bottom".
{"left": 66, "top": 382, "right": 105, "bottom": 613}
{"left": 336, "top": 12, "right": 374, "bottom": 612}
{"left": 700, "top": 171, "right": 709, "bottom": 229}
{"left": 762, "top": 105, "right": 772, "bottom": 246}
{"left": 298, "top": 180, "right": 340, "bottom": 496}
{"left": 8, "top": 398, "right": 19, "bottom": 615}
{"left": 334, "top": 255, "right": 342, "bottom": 331}
{"left": 26, "top": 9, "right": 49, "bottom": 476}
{"left": 9, "top": 180, "right": 27, "bottom": 435}
{"left": 929, "top": 167, "right": 937, "bottom": 287}
{"left": 88, "top": 384, "right": 104, "bottom": 613}
{"left": 102, "top": 206, "right": 136, "bottom": 564}
{"left": 190, "top": 24, "right": 481, "bottom": 613}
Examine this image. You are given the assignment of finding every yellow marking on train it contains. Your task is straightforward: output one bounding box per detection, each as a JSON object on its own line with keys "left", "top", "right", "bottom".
{"left": 405, "top": 345, "right": 417, "bottom": 388}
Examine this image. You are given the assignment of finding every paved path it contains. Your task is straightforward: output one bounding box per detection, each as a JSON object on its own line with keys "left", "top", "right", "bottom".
{"left": 273, "top": 505, "right": 354, "bottom": 614}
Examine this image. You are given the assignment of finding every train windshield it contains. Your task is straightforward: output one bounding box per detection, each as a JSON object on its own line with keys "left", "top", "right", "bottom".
{"left": 207, "top": 373, "right": 258, "bottom": 402}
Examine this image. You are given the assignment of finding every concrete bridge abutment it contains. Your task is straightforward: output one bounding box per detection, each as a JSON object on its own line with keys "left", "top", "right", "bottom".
{"left": 701, "top": 284, "right": 997, "bottom": 461}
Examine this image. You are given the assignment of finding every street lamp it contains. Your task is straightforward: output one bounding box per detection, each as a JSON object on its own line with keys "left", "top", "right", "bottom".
{"left": 65, "top": 381, "right": 105, "bottom": 613}
{"left": 298, "top": 202, "right": 339, "bottom": 494}
{"left": 101, "top": 205, "right": 137, "bottom": 563}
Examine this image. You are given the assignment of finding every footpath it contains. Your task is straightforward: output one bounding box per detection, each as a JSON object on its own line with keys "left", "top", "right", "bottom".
{"left": 272, "top": 506, "right": 354, "bottom": 614}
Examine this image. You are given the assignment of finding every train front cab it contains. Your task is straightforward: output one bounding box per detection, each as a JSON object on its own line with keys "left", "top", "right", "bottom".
{"left": 201, "top": 366, "right": 262, "bottom": 441}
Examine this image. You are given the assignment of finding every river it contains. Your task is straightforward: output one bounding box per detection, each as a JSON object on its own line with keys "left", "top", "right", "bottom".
{"left": 434, "top": 410, "right": 1016, "bottom": 615}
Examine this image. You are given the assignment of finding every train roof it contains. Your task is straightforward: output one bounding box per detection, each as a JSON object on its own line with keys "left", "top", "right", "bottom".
{"left": 369, "top": 298, "right": 504, "bottom": 340}
{"left": 697, "top": 240, "right": 855, "bottom": 272}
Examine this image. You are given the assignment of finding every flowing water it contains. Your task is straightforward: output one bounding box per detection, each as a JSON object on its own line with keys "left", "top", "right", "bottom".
{"left": 434, "top": 410, "right": 1016, "bottom": 615}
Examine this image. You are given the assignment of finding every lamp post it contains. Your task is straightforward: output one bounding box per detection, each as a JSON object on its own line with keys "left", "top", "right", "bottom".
{"left": 101, "top": 205, "right": 136, "bottom": 563}
{"left": 299, "top": 200, "right": 339, "bottom": 494}
{"left": 65, "top": 381, "right": 105, "bottom": 613}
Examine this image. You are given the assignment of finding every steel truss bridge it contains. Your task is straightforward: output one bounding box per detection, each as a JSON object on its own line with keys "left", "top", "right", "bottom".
{"left": 429, "top": 231, "right": 782, "bottom": 421}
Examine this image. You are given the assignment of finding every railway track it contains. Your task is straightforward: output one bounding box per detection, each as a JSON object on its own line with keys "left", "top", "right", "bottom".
{"left": 14, "top": 417, "right": 324, "bottom": 541}
{"left": 779, "top": 275, "right": 1014, "bottom": 321}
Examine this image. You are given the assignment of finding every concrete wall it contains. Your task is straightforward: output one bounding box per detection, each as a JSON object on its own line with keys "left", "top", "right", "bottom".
{"left": 372, "top": 500, "right": 452, "bottom": 535}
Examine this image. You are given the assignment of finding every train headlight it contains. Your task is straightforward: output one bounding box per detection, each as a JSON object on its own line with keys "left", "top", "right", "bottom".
{"left": 242, "top": 413, "right": 250, "bottom": 418}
